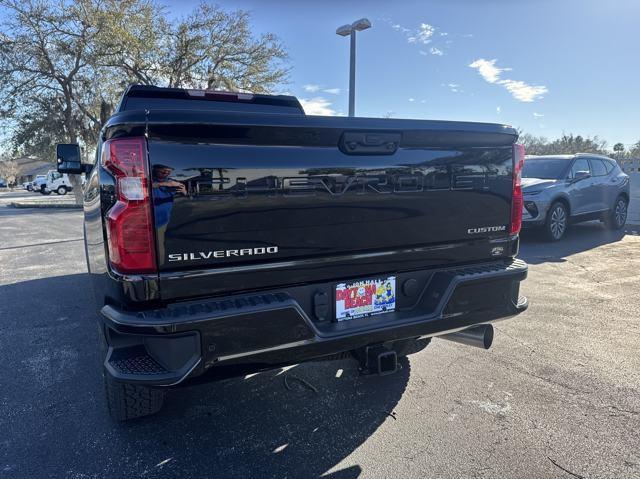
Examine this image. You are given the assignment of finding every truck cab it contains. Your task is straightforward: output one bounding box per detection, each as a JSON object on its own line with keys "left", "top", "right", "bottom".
{"left": 41, "top": 170, "right": 73, "bottom": 195}
{"left": 31, "top": 175, "right": 47, "bottom": 193}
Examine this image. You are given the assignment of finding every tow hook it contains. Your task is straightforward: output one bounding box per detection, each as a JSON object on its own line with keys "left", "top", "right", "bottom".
{"left": 357, "top": 345, "right": 399, "bottom": 376}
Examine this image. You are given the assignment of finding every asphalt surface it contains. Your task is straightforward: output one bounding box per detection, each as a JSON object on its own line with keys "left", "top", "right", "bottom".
{"left": 1, "top": 190, "right": 639, "bottom": 479}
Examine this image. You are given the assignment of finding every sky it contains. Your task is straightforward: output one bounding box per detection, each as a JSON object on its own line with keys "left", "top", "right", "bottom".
{"left": 167, "top": 0, "right": 640, "bottom": 150}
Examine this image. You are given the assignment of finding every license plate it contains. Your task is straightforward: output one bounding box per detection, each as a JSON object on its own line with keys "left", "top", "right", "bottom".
{"left": 335, "top": 276, "right": 396, "bottom": 321}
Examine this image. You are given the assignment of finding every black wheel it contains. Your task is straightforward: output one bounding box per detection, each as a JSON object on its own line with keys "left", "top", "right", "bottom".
{"left": 545, "top": 202, "right": 568, "bottom": 241}
{"left": 604, "top": 196, "right": 628, "bottom": 230}
{"left": 104, "top": 374, "right": 165, "bottom": 422}
{"left": 56, "top": 186, "right": 67, "bottom": 195}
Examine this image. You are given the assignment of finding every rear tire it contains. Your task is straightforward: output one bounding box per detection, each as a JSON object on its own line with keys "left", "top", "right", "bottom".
{"left": 104, "top": 374, "right": 165, "bottom": 422}
{"left": 604, "top": 196, "right": 628, "bottom": 230}
{"left": 544, "top": 202, "right": 568, "bottom": 241}
{"left": 56, "top": 186, "right": 67, "bottom": 195}
{"left": 99, "top": 325, "right": 165, "bottom": 421}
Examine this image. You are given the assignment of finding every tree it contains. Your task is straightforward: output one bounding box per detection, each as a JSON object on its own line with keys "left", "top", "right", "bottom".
{"left": 629, "top": 140, "right": 640, "bottom": 158}
{"left": 163, "top": 3, "right": 288, "bottom": 91}
{"left": 0, "top": 0, "right": 161, "bottom": 203}
{"left": 518, "top": 132, "right": 609, "bottom": 156}
{"left": 613, "top": 142, "right": 625, "bottom": 159}
{"left": 519, "top": 133, "right": 552, "bottom": 155}
{"left": 0, "top": 158, "right": 19, "bottom": 186}
{"left": 97, "top": 2, "right": 289, "bottom": 91}
{"left": 0, "top": 0, "right": 289, "bottom": 203}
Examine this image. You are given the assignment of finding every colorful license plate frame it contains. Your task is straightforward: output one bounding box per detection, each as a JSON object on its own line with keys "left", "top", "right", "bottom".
{"left": 335, "top": 276, "right": 396, "bottom": 321}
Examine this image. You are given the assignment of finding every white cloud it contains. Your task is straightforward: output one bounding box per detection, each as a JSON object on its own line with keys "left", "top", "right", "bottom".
{"left": 392, "top": 24, "right": 411, "bottom": 34}
{"left": 391, "top": 20, "right": 436, "bottom": 45}
{"left": 496, "top": 106, "right": 501, "bottom": 114}
{"left": 499, "top": 79, "right": 548, "bottom": 102}
{"left": 468, "top": 58, "right": 511, "bottom": 84}
{"left": 299, "top": 97, "right": 336, "bottom": 116}
{"left": 469, "top": 58, "right": 548, "bottom": 102}
{"left": 447, "top": 83, "right": 462, "bottom": 93}
{"left": 408, "top": 98, "right": 415, "bottom": 102}
{"left": 533, "top": 112, "right": 544, "bottom": 118}
{"left": 323, "top": 88, "right": 341, "bottom": 95}
{"left": 430, "top": 47, "right": 444, "bottom": 56}
{"left": 415, "top": 23, "right": 435, "bottom": 44}
{"left": 303, "top": 84, "right": 320, "bottom": 93}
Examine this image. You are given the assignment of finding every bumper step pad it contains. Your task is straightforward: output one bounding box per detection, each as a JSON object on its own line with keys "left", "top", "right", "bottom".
{"left": 109, "top": 347, "right": 169, "bottom": 376}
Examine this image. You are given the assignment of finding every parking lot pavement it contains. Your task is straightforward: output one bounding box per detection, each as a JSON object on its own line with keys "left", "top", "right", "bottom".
{"left": 1, "top": 205, "right": 639, "bottom": 479}
{"left": 0, "top": 189, "right": 77, "bottom": 209}
{"left": 0, "top": 189, "right": 34, "bottom": 202}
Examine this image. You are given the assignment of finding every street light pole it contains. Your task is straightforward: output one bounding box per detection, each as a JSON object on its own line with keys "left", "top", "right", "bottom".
{"left": 336, "top": 18, "right": 371, "bottom": 117}
{"left": 349, "top": 31, "right": 356, "bottom": 117}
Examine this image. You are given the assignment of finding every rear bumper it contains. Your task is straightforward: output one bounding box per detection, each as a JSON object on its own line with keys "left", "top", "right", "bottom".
{"left": 100, "top": 258, "right": 528, "bottom": 386}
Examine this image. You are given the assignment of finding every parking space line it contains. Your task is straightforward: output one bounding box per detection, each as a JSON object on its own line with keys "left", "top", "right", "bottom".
{"left": 0, "top": 238, "right": 83, "bottom": 251}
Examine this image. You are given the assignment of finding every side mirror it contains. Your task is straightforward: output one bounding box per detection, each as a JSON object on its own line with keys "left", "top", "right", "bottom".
{"left": 572, "top": 170, "right": 591, "bottom": 182}
{"left": 56, "top": 144, "right": 84, "bottom": 174}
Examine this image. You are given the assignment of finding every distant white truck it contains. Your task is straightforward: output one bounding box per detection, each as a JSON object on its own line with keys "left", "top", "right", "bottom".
{"left": 39, "top": 170, "right": 73, "bottom": 195}
{"left": 31, "top": 175, "right": 47, "bottom": 193}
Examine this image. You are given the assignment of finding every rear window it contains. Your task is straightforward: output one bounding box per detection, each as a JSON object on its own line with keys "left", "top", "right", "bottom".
{"left": 123, "top": 97, "right": 304, "bottom": 115}
{"left": 589, "top": 159, "right": 608, "bottom": 176}
{"left": 603, "top": 160, "right": 616, "bottom": 174}
{"left": 522, "top": 158, "right": 570, "bottom": 179}
{"left": 120, "top": 87, "right": 305, "bottom": 115}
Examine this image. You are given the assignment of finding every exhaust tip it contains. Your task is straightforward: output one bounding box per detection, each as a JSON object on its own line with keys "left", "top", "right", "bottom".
{"left": 481, "top": 324, "right": 494, "bottom": 349}
{"left": 439, "top": 324, "right": 494, "bottom": 350}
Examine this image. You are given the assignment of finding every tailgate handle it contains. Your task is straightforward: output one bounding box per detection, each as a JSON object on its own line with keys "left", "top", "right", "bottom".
{"left": 340, "top": 131, "right": 401, "bottom": 155}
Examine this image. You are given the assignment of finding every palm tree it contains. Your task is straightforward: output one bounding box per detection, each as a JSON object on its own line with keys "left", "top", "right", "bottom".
{"left": 613, "top": 143, "right": 625, "bottom": 159}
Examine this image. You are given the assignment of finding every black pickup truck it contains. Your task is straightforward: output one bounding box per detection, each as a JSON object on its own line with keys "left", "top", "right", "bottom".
{"left": 57, "top": 85, "right": 528, "bottom": 421}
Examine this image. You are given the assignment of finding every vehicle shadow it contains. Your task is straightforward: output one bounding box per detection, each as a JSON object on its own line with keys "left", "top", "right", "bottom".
{"left": 518, "top": 221, "right": 627, "bottom": 265}
{"left": 0, "top": 273, "right": 409, "bottom": 479}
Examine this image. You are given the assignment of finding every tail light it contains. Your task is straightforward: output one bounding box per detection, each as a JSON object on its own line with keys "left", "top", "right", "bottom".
{"left": 102, "top": 137, "right": 156, "bottom": 273}
{"left": 510, "top": 143, "right": 525, "bottom": 235}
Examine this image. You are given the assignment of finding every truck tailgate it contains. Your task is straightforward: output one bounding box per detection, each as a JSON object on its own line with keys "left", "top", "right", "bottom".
{"left": 145, "top": 111, "right": 517, "bottom": 297}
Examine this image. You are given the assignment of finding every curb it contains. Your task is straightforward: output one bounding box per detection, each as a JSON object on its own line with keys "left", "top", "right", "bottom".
{"left": 10, "top": 201, "right": 82, "bottom": 209}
